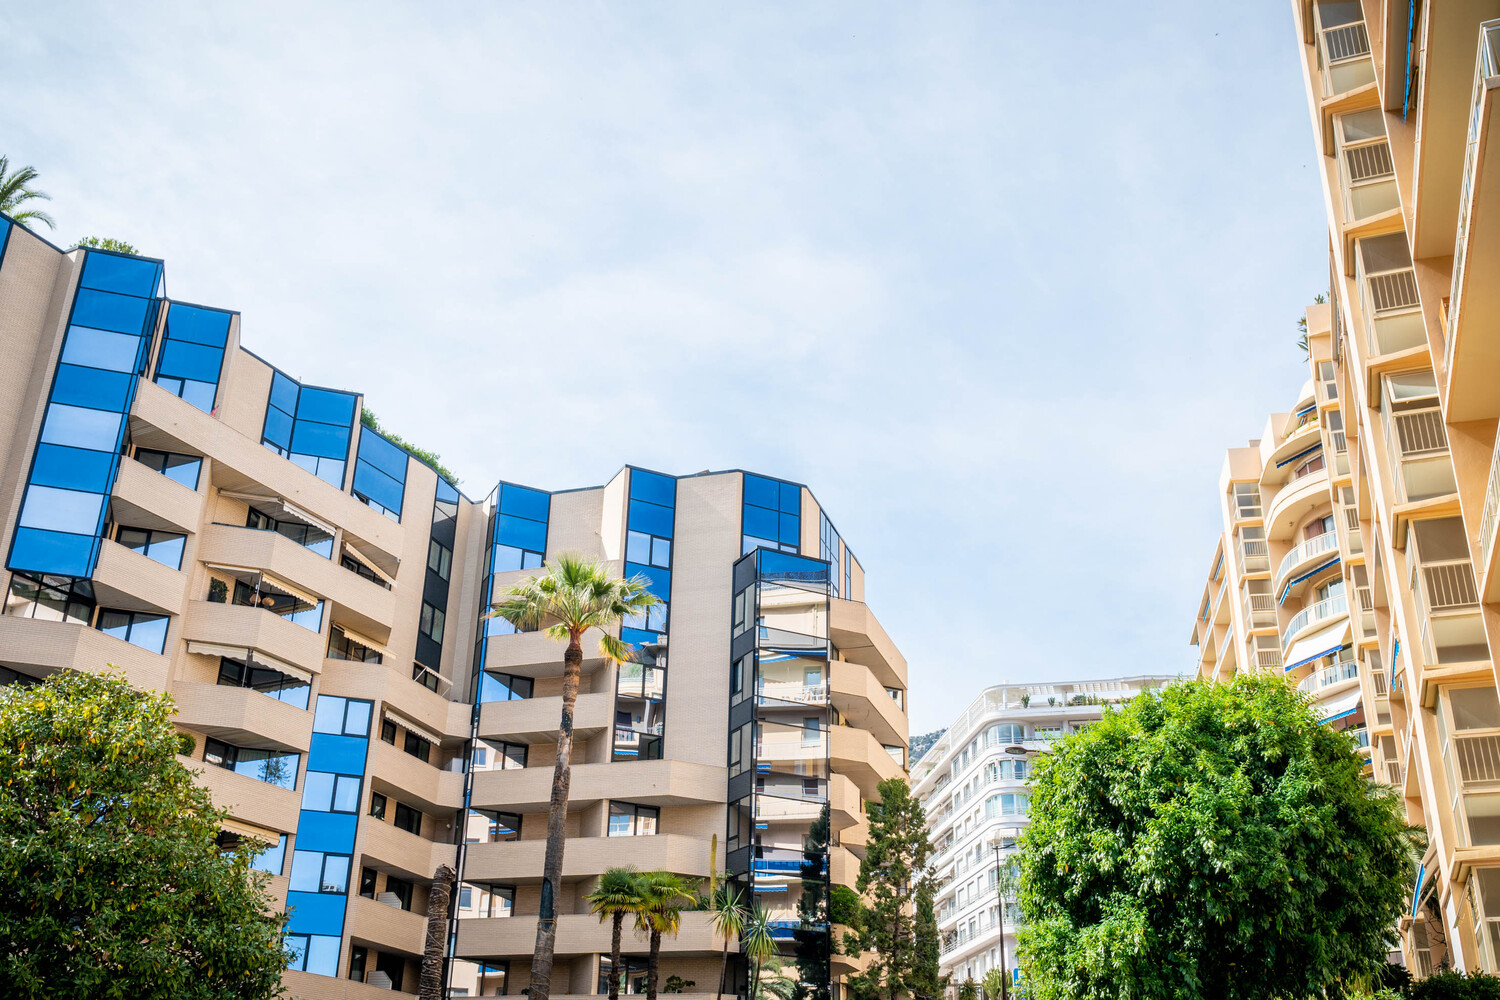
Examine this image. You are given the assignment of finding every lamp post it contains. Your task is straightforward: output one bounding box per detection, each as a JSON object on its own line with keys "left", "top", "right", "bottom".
{"left": 988, "top": 832, "right": 1012, "bottom": 1000}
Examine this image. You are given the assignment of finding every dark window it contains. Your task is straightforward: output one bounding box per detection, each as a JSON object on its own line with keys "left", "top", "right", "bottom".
{"left": 607, "top": 802, "right": 660, "bottom": 837}
{"left": 419, "top": 601, "right": 445, "bottom": 644}
{"left": 243, "top": 507, "right": 333, "bottom": 558}
{"left": 216, "top": 656, "right": 310, "bottom": 709}
{"left": 347, "top": 944, "right": 368, "bottom": 982}
{"left": 328, "top": 626, "right": 382, "bottom": 663}
{"left": 339, "top": 553, "right": 390, "bottom": 589}
{"left": 115, "top": 526, "right": 186, "bottom": 569}
{"left": 96, "top": 609, "right": 169, "bottom": 653}
{"left": 394, "top": 802, "right": 422, "bottom": 837}
{"left": 133, "top": 448, "right": 201, "bottom": 490}
{"left": 404, "top": 731, "right": 432, "bottom": 763}
{"left": 370, "top": 792, "right": 387, "bottom": 819}
{"left": 230, "top": 579, "right": 324, "bottom": 632}
{"left": 380, "top": 719, "right": 397, "bottom": 744}
{"left": 375, "top": 950, "right": 406, "bottom": 990}
{"left": 3, "top": 572, "right": 94, "bottom": 625}
{"left": 413, "top": 662, "right": 441, "bottom": 692}
{"left": 203, "top": 737, "right": 299, "bottom": 789}
{"left": 386, "top": 875, "right": 414, "bottom": 912}
{"left": 359, "top": 867, "right": 378, "bottom": 899}
{"left": 428, "top": 539, "right": 452, "bottom": 581}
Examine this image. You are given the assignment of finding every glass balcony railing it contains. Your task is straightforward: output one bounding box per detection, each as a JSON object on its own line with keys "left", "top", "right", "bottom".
{"left": 1273, "top": 531, "right": 1341, "bottom": 595}
{"left": 1283, "top": 594, "right": 1348, "bottom": 649}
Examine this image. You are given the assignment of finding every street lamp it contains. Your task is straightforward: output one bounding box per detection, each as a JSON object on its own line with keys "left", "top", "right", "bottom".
{"left": 988, "top": 831, "right": 1014, "bottom": 1000}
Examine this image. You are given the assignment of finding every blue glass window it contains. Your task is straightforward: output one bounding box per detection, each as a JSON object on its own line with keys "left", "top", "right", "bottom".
{"left": 743, "top": 473, "right": 800, "bottom": 555}
{"left": 71, "top": 288, "right": 152, "bottom": 335}
{"left": 52, "top": 364, "right": 134, "bottom": 411}
{"left": 60, "top": 325, "right": 144, "bottom": 373}
{"left": 97, "top": 609, "right": 170, "bottom": 653}
{"left": 259, "top": 371, "right": 356, "bottom": 488}
{"left": 352, "top": 427, "right": 407, "bottom": 521}
{"left": 79, "top": 251, "right": 161, "bottom": 296}
{"left": 8, "top": 528, "right": 96, "bottom": 578}
{"left": 620, "top": 468, "right": 676, "bottom": 645}
{"left": 155, "top": 303, "right": 230, "bottom": 412}
{"left": 248, "top": 834, "right": 287, "bottom": 875}
{"left": 30, "top": 444, "right": 115, "bottom": 493}
{"left": 19, "top": 486, "right": 106, "bottom": 536}
{"left": 134, "top": 449, "right": 201, "bottom": 489}
{"left": 40, "top": 403, "right": 123, "bottom": 452}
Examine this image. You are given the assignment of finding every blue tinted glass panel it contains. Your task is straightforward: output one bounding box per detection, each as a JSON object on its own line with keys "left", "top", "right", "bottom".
{"left": 290, "top": 420, "right": 351, "bottom": 460}
{"left": 357, "top": 427, "right": 408, "bottom": 479}
{"left": 285, "top": 891, "right": 348, "bottom": 935}
{"left": 309, "top": 733, "right": 367, "bottom": 775}
{"left": 296, "top": 387, "right": 355, "bottom": 426}
{"left": 157, "top": 340, "right": 223, "bottom": 382}
{"left": 779, "top": 513, "right": 800, "bottom": 544}
{"left": 779, "top": 482, "right": 801, "bottom": 513}
{"left": 744, "top": 475, "right": 779, "bottom": 509}
{"left": 496, "top": 514, "right": 546, "bottom": 552}
{"left": 40, "top": 403, "right": 123, "bottom": 452}
{"left": 499, "top": 485, "right": 549, "bottom": 522}
{"left": 629, "top": 469, "right": 676, "bottom": 506}
{"left": 624, "top": 562, "right": 670, "bottom": 599}
{"left": 177, "top": 379, "right": 216, "bottom": 412}
{"left": 125, "top": 614, "right": 168, "bottom": 652}
{"left": 621, "top": 627, "right": 658, "bottom": 646}
{"left": 71, "top": 288, "right": 151, "bottom": 335}
{"left": 250, "top": 835, "right": 287, "bottom": 875}
{"left": 311, "top": 459, "right": 344, "bottom": 488}
{"left": 304, "top": 936, "right": 340, "bottom": 977}
{"left": 742, "top": 504, "right": 778, "bottom": 541}
{"left": 270, "top": 373, "right": 299, "bottom": 414}
{"left": 19, "top": 486, "right": 105, "bottom": 535}
{"left": 9, "top": 528, "right": 95, "bottom": 577}
{"left": 313, "top": 696, "right": 347, "bottom": 734}
{"left": 31, "top": 444, "right": 115, "bottom": 492}
{"left": 161, "top": 457, "right": 201, "bottom": 490}
{"left": 758, "top": 549, "right": 829, "bottom": 582}
{"left": 293, "top": 811, "right": 359, "bottom": 854}
{"left": 262, "top": 406, "right": 292, "bottom": 449}
{"left": 353, "top": 463, "right": 403, "bottom": 515}
{"left": 80, "top": 252, "right": 159, "bottom": 296}
{"left": 51, "top": 364, "right": 133, "bottom": 411}
{"left": 436, "top": 479, "right": 459, "bottom": 504}
{"left": 628, "top": 499, "right": 673, "bottom": 538}
{"left": 491, "top": 544, "right": 523, "bottom": 573}
{"left": 166, "top": 304, "right": 231, "bottom": 346}
{"left": 61, "top": 325, "right": 143, "bottom": 373}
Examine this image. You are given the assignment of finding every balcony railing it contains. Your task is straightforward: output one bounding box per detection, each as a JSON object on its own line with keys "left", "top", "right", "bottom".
{"left": 1454, "top": 732, "right": 1500, "bottom": 785}
{"left": 758, "top": 681, "right": 829, "bottom": 705}
{"left": 1359, "top": 255, "right": 1425, "bottom": 356}
{"left": 1447, "top": 20, "right": 1500, "bottom": 374}
{"left": 1418, "top": 560, "right": 1480, "bottom": 613}
{"left": 1320, "top": 19, "right": 1375, "bottom": 96}
{"left": 1274, "top": 531, "right": 1341, "bottom": 595}
{"left": 1238, "top": 539, "right": 1269, "bottom": 576}
{"left": 1481, "top": 431, "right": 1500, "bottom": 574}
{"left": 1283, "top": 594, "right": 1348, "bottom": 649}
{"left": 1385, "top": 760, "right": 1404, "bottom": 785}
{"left": 1242, "top": 590, "right": 1276, "bottom": 629}
{"left": 1297, "top": 659, "right": 1359, "bottom": 695}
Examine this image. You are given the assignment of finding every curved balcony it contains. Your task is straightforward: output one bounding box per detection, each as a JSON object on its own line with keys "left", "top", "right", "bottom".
{"left": 1272, "top": 531, "right": 1342, "bottom": 598}
{"left": 1265, "top": 466, "right": 1331, "bottom": 542}
{"left": 1282, "top": 594, "right": 1349, "bottom": 650}
{"left": 469, "top": 758, "right": 723, "bottom": 813}
{"left": 181, "top": 599, "right": 325, "bottom": 675}
{"left": 1296, "top": 658, "right": 1360, "bottom": 696}
{"left": 464, "top": 834, "right": 710, "bottom": 886}
{"left": 454, "top": 911, "right": 725, "bottom": 960}
{"left": 476, "top": 691, "right": 612, "bottom": 745}
{"left": 172, "top": 679, "right": 313, "bottom": 752}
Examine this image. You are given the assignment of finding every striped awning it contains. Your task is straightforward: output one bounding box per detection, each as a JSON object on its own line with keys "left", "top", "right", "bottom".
{"left": 1284, "top": 621, "right": 1351, "bottom": 672}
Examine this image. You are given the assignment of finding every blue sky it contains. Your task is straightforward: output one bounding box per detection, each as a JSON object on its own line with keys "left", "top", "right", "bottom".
{"left": 3, "top": 3, "right": 1328, "bottom": 733}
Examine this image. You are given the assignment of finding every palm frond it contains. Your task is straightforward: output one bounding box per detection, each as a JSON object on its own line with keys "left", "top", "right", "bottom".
{"left": 486, "top": 551, "right": 662, "bottom": 652}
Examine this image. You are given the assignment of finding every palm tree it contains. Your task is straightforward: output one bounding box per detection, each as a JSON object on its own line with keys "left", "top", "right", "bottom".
{"left": 752, "top": 956, "right": 797, "bottom": 1000}
{"left": 957, "top": 978, "right": 980, "bottom": 1000}
{"left": 0, "top": 157, "right": 54, "bottom": 230}
{"left": 488, "top": 553, "right": 660, "bottom": 1000}
{"left": 741, "top": 904, "right": 779, "bottom": 1000}
{"left": 587, "top": 867, "right": 645, "bottom": 1000}
{"left": 707, "top": 881, "right": 746, "bottom": 998}
{"left": 981, "top": 968, "right": 1006, "bottom": 1000}
{"left": 418, "top": 864, "right": 456, "bottom": 1000}
{"left": 634, "top": 871, "right": 699, "bottom": 1000}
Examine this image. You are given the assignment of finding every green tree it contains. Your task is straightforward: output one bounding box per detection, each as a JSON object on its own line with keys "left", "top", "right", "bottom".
{"left": 0, "top": 156, "right": 54, "bottom": 230}
{"left": 754, "top": 955, "right": 799, "bottom": 1000}
{"left": 743, "top": 904, "right": 780, "bottom": 1000}
{"left": 633, "top": 871, "right": 699, "bottom": 1000}
{"left": 707, "top": 881, "right": 747, "bottom": 999}
{"left": 908, "top": 886, "right": 947, "bottom": 1000}
{"left": 793, "top": 802, "right": 832, "bottom": 1000}
{"left": 848, "top": 777, "right": 938, "bottom": 1000}
{"left": 0, "top": 671, "right": 288, "bottom": 998}
{"left": 981, "top": 968, "right": 1007, "bottom": 1000}
{"left": 586, "top": 867, "right": 645, "bottom": 1000}
{"left": 488, "top": 554, "right": 660, "bottom": 1000}
{"left": 1407, "top": 969, "right": 1500, "bottom": 999}
{"left": 73, "top": 236, "right": 138, "bottom": 255}
{"left": 957, "top": 979, "right": 980, "bottom": 1000}
{"left": 1016, "top": 675, "right": 1411, "bottom": 1000}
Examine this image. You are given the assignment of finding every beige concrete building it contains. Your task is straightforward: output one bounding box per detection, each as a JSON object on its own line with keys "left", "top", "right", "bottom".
{"left": 1189, "top": 0, "right": 1500, "bottom": 973}
{"left": 0, "top": 217, "right": 908, "bottom": 997}
{"left": 910, "top": 677, "right": 1175, "bottom": 997}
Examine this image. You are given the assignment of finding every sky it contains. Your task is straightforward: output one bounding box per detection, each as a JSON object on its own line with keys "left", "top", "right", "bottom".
{"left": 2, "top": 3, "right": 1329, "bottom": 734}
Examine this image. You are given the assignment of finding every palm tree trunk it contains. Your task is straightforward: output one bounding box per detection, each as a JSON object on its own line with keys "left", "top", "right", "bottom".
{"left": 718, "top": 938, "right": 730, "bottom": 999}
{"left": 419, "top": 864, "right": 455, "bottom": 1000}
{"left": 610, "top": 911, "right": 625, "bottom": 1000}
{"left": 647, "top": 928, "right": 662, "bottom": 1000}
{"left": 530, "top": 634, "right": 584, "bottom": 1000}
{"left": 750, "top": 957, "right": 761, "bottom": 1000}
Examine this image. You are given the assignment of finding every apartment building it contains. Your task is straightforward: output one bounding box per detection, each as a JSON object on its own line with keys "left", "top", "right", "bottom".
{"left": 1186, "top": 0, "right": 1500, "bottom": 973}
{"left": 0, "top": 217, "right": 909, "bottom": 998}
{"left": 909, "top": 677, "right": 1174, "bottom": 994}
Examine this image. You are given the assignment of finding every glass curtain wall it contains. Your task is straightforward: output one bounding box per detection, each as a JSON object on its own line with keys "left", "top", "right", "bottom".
{"left": 728, "top": 547, "right": 832, "bottom": 1000}
{"left": 614, "top": 468, "right": 676, "bottom": 761}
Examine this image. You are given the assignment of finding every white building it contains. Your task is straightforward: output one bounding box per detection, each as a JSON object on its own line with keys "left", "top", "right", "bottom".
{"left": 911, "top": 676, "right": 1176, "bottom": 992}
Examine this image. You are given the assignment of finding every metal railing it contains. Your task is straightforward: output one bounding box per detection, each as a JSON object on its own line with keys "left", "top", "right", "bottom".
{"left": 1238, "top": 538, "right": 1270, "bottom": 575}
{"left": 1454, "top": 732, "right": 1500, "bottom": 785}
{"left": 1447, "top": 20, "right": 1500, "bottom": 373}
{"left": 1481, "top": 431, "right": 1500, "bottom": 573}
{"left": 1385, "top": 760, "right": 1403, "bottom": 785}
{"left": 1394, "top": 409, "right": 1448, "bottom": 457}
{"left": 758, "top": 681, "right": 829, "bottom": 705}
{"left": 1321, "top": 20, "right": 1374, "bottom": 96}
{"left": 1298, "top": 659, "right": 1360, "bottom": 694}
{"left": 1242, "top": 590, "right": 1276, "bottom": 628}
{"left": 1283, "top": 594, "right": 1348, "bottom": 649}
{"left": 1274, "top": 531, "right": 1341, "bottom": 594}
{"left": 1420, "top": 560, "right": 1480, "bottom": 612}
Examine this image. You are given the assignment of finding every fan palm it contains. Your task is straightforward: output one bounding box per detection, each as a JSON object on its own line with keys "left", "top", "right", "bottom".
{"left": 741, "top": 904, "right": 779, "bottom": 1000}
{"left": 0, "top": 157, "right": 54, "bottom": 230}
{"left": 957, "top": 978, "right": 980, "bottom": 1000}
{"left": 487, "top": 553, "right": 660, "bottom": 1000}
{"left": 633, "top": 871, "right": 699, "bottom": 1000}
{"left": 707, "top": 881, "right": 746, "bottom": 998}
{"left": 752, "top": 956, "right": 797, "bottom": 1000}
{"left": 587, "top": 867, "right": 645, "bottom": 1000}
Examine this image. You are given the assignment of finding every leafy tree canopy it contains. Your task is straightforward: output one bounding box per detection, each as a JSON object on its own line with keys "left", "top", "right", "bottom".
{"left": 73, "top": 236, "right": 138, "bottom": 255}
{"left": 0, "top": 671, "right": 288, "bottom": 999}
{"left": 1016, "top": 675, "right": 1411, "bottom": 1000}
{"left": 361, "top": 407, "right": 460, "bottom": 487}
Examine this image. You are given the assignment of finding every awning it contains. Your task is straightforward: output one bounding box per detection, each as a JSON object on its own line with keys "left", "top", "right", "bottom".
{"left": 384, "top": 708, "right": 445, "bottom": 747}
{"left": 1278, "top": 558, "right": 1341, "bottom": 604}
{"left": 202, "top": 564, "right": 322, "bottom": 608}
{"left": 1411, "top": 863, "right": 1427, "bottom": 919}
{"left": 341, "top": 541, "right": 397, "bottom": 587}
{"left": 185, "top": 640, "right": 315, "bottom": 684}
{"left": 334, "top": 624, "right": 393, "bottom": 658}
{"left": 218, "top": 491, "right": 337, "bottom": 537}
{"left": 1319, "top": 689, "right": 1363, "bottom": 724}
{"left": 1275, "top": 442, "right": 1323, "bottom": 469}
{"left": 1284, "top": 620, "right": 1351, "bottom": 671}
{"left": 220, "top": 817, "right": 282, "bottom": 844}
